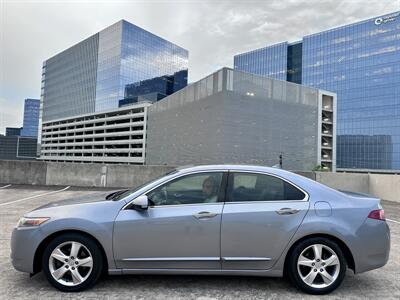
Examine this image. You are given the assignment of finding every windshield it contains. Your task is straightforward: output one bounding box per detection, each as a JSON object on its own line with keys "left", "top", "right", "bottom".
{"left": 110, "top": 169, "right": 178, "bottom": 201}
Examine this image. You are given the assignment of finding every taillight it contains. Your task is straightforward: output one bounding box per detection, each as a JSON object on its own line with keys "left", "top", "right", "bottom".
{"left": 368, "top": 209, "right": 385, "bottom": 221}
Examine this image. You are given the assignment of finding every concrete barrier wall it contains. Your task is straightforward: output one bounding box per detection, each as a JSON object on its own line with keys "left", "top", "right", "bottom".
{"left": 315, "top": 172, "right": 369, "bottom": 194}
{"left": 106, "top": 165, "right": 175, "bottom": 188}
{"left": 294, "top": 171, "right": 316, "bottom": 181}
{"left": 45, "top": 162, "right": 175, "bottom": 188}
{"left": 46, "top": 162, "right": 105, "bottom": 187}
{"left": 0, "top": 160, "right": 47, "bottom": 185}
{"left": 0, "top": 160, "right": 399, "bottom": 202}
{"left": 0, "top": 160, "right": 174, "bottom": 188}
{"left": 316, "top": 172, "right": 400, "bottom": 202}
{"left": 369, "top": 174, "right": 400, "bottom": 203}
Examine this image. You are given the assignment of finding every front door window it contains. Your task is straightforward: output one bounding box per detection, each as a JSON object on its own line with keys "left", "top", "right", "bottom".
{"left": 147, "top": 172, "right": 224, "bottom": 206}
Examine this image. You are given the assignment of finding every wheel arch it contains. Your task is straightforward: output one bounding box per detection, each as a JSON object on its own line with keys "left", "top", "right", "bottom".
{"left": 33, "top": 229, "right": 108, "bottom": 275}
{"left": 283, "top": 233, "right": 355, "bottom": 275}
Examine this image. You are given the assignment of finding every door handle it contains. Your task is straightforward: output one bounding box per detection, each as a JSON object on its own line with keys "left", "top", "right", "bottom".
{"left": 276, "top": 208, "right": 300, "bottom": 215}
{"left": 193, "top": 211, "right": 218, "bottom": 219}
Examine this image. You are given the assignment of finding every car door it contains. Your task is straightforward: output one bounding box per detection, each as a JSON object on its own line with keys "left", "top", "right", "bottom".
{"left": 113, "top": 171, "right": 227, "bottom": 269}
{"left": 221, "top": 171, "right": 310, "bottom": 270}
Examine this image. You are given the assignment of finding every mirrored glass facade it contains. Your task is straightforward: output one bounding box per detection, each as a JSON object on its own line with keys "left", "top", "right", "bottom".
{"left": 234, "top": 11, "right": 400, "bottom": 171}
{"left": 234, "top": 42, "right": 288, "bottom": 80}
{"left": 119, "top": 71, "right": 187, "bottom": 107}
{"left": 5, "top": 127, "right": 21, "bottom": 136}
{"left": 287, "top": 42, "right": 302, "bottom": 84}
{"left": 95, "top": 22, "right": 123, "bottom": 112}
{"left": 42, "top": 35, "right": 99, "bottom": 121}
{"left": 42, "top": 20, "right": 188, "bottom": 122}
{"left": 21, "top": 99, "right": 40, "bottom": 137}
{"left": 95, "top": 20, "right": 188, "bottom": 111}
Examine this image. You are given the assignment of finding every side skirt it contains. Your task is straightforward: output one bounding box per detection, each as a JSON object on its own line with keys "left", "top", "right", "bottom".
{"left": 108, "top": 268, "right": 282, "bottom": 277}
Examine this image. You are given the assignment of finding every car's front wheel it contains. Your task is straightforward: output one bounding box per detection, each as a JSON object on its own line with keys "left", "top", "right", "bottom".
{"left": 42, "top": 233, "right": 103, "bottom": 292}
{"left": 287, "top": 237, "right": 347, "bottom": 295}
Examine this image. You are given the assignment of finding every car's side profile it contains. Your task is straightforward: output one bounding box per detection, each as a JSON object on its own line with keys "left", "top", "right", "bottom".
{"left": 11, "top": 165, "right": 390, "bottom": 294}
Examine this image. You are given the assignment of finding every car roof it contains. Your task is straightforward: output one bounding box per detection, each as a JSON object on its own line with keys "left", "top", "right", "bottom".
{"left": 172, "top": 164, "right": 339, "bottom": 202}
{"left": 176, "top": 164, "right": 292, "bottom": 176}
{"left": 174, "top": 164, "right": 321, "bottom": 188}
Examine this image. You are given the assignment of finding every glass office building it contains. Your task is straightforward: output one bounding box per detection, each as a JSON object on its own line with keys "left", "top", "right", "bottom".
{"left": 5, "top": 127, "right": 22, "bottom": 136}
{"left": 0, "top": 136, "right": 38, "bottom": 160}
{"left": 234, "top": 11, "right": 400, "bottom": 172}
{"left": 41, "top": 20, "right": 188, "bottom": 122}
{"left": 234, "top": 42, "right": 288, "bottom": 80}
{"left": 21, "top": 99, "right": 40, "bottom": 137}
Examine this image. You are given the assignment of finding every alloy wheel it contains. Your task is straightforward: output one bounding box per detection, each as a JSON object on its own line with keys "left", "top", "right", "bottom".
{"left": 296, "top": 243, "right": 340, "bottom": 289}
{"left": 48, "top": 241, "right": 93, "bottom": 286}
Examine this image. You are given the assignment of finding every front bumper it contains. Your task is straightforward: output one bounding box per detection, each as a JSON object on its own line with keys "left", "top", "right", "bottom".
{"left": 10, "top": 226, "right": 44, "bottom": 274}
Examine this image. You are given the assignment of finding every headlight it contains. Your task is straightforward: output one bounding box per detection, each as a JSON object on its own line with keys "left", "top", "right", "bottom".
{"left": 18, "top": 217, "right": 50, "bottom": 227}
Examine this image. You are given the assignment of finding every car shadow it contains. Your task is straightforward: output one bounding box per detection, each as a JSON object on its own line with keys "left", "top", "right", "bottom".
{"left": 25, "top": 270, "right": 376, "bottom": 297}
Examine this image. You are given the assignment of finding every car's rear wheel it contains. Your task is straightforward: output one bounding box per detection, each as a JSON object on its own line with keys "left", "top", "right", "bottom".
{"left": 287, "top": 237, "right": 346, "bottom": 295}
{"left": 42, "top": 233, "right": 103, "bottom": 292}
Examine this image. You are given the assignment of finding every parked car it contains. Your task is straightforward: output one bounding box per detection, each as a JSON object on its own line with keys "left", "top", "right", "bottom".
{"left": 11, "top": 165, "right": 390, "bottom": 294}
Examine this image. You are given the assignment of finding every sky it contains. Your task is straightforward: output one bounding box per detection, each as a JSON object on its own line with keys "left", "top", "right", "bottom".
{"left": 0, "top": 0, "right": 399, "bottom": 134}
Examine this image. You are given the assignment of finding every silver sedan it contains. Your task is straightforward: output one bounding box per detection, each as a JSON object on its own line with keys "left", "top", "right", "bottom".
{"left": 11, "top": 165, "right": 390, "bottom": 294}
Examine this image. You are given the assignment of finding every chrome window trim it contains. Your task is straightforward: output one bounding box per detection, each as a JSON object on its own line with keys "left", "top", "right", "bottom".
{"left": 122, "top": 170, "right": 228, "bottom": 210}
{"left": 123, "top": 168, "right": 309, "bottom": 210}
{"left": 224, "top": 199, "right": 308, "bottom": 205}
{"left": 226, "top": 169, "right": 310, "bottom": 203}
{"left": 144, "top": 202, "right": 224, "bottom": 209}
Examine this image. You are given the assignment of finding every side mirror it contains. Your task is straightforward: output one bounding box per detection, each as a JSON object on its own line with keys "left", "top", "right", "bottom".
{"left": 130, "top": 195, "right": 149, "bottom": 210}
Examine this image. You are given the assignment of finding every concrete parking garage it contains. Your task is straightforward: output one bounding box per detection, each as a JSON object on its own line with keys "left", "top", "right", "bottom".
{"left": 0, "top": 184, "right": 399, "bottom": 299}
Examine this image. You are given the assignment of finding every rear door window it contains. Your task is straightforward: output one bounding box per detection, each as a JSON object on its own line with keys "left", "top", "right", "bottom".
{"left": 227, "top": 172, "right": 306, "bottom": 202}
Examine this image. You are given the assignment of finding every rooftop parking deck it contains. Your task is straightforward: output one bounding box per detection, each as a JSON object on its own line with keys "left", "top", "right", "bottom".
{"left": 0, "top": 184, "right": 399, "bottom": 299}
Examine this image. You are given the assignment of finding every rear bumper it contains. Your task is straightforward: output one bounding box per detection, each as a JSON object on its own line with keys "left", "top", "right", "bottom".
{"left": 353, "top": 219, "right": 390, "bottom": 274}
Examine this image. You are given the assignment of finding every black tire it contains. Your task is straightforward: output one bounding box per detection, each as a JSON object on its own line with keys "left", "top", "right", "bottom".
{"left": 42, "top": 233, "right": 103, "bottom": 292}
{"left": 287, "top": 237, "right": 347, "bottom": 295}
